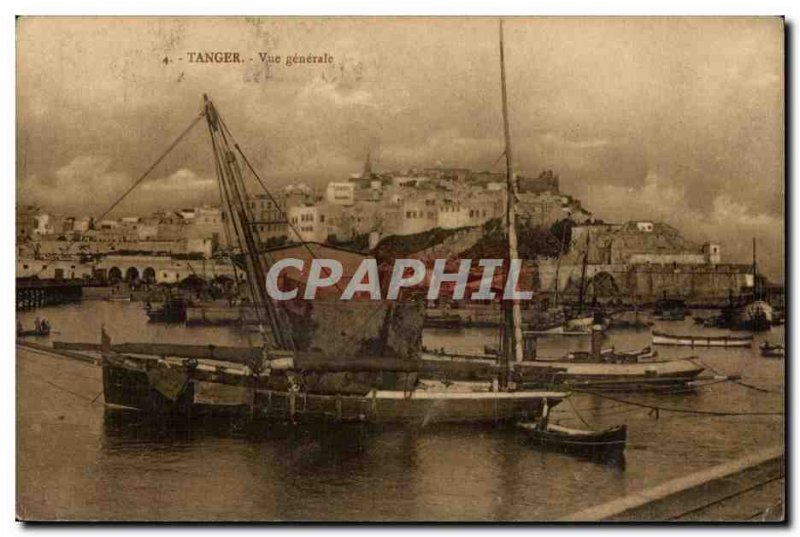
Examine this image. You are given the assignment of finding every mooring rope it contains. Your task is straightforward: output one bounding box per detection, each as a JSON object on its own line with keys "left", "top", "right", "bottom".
{"left": 571, "top": 388, "right": 784, "bottom": 417}
{"left": 692, "top": 357, "right": 784, "bottom": 395}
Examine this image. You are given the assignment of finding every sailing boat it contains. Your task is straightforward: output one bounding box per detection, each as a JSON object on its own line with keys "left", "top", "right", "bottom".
{"left": 429, "top": 22, "right": 704, "bottom": 393}
{"left": 720, "top": 238, "right": 772, "bottom": 331}
{"left": 80, "top": 86, "right": 568, "bottom": 424}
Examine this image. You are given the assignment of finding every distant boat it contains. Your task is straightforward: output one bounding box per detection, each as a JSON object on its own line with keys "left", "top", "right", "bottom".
{"left": 654, "top": 297, "right": 688, "bottom": 321}
{"left": 565, "top": 345, "right": 658, "bottom": 363}
{"left": 525, "top": 315, "right": 599, "bottom": 337}
{"left": 723, "top": 300, "right": 773, "bottom": 332}
{"left": 17, "top": 324, "right": 51, "bottom": 338}
{"left": 657, "top": 310, "right": 687, "bottom": 321}
{"left": 607, "top": 317, "right": 653, "bottom": 330}
{"left": 145, "top": 298, "right": 188, "bottom": 323}
{"left": 652, "top": 330, "right": 753, "bottom": 348}
{"left": 718, "top": 238, "right": 773, "bottom": 332}
{"left": 423, "top": 350, "right": 703, "bottom": 393}
{"left": 185, "top": 303, "right": 259, "bottom": 326}
{"left": 759, "top": 342, "right": 785, "bottom": 358}
{"left": 517, "top": 421, "right": 627, "bottom": 460}
{"left": 522, "top": 358, "right": 704, "bottom": 393}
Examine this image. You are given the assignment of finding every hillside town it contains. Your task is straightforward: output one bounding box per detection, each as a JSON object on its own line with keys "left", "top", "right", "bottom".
{"left": 16, "top": 156, "right": 768, "bottom": 306}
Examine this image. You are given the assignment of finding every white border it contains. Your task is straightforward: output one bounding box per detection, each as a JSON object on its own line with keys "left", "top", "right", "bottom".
{"left": 3, "top": 2, "right": 796, "bottom": 534}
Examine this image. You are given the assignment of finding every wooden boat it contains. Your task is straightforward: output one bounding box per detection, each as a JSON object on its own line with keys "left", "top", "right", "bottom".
{"left": 423, "top": 351, "right": 704, "bottom": 393}
{"left": 521, "top": 358, "right": 704, "bottom": 392}
{"left": 63, "top": 338, "right": 567, "bottom": 424}
{"left": 17, "top": 326, "right": 51, "bottom": 337}
{"left": 652, "top": 330, "right": 752, "bottom": 348}
{"left": 759, "top": 342, "right": 785, "bottom": 358}
{"left": 565, "top": 345, "right": 658, "bottom": 364}
{"left": 145, "top": 298, "right": 187, "bottom": 323}
{"left": 185, "top": 304, "right": 259, "bottom": 326}
{"left": 725, "top": 300, "right": 773, "bottom": 332}
{"left": 718, "top": 240, "right": 773, "bottom": 332}
{"left": 607, "top": 318, "right": 653, "bottom": 330}
{"left": 656, "top": 309, "right": 687, "bottom": 321}
{"left": 477, "top": 326, "right": 701, "bottom": 391}
{"left": 517, "top": 421, "right": 627, "bottom": 459}
{"left": 89, "top": 83, "right": 568, "bottom": 425}
{"left": 654, "top": 297, "right": 688, "bottom": 320}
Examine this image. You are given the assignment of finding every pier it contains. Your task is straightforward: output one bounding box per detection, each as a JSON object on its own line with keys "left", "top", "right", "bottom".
{"left": 16, "top": 278, "right": 85, "bottom": 310}
{"left": 561, "top": 445, "right": 785, "bottom": 522}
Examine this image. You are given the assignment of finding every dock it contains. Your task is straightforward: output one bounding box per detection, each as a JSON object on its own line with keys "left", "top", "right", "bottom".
{"left": 16, "top": 278, "right": 85, "bottom": 309}
{"left": 561, "top": 445, "right": 784, "bottom": 522}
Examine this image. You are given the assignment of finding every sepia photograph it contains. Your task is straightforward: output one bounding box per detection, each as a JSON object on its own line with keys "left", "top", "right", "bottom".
{"left": 15, "top": 16, "right": 785, "bottom": 522}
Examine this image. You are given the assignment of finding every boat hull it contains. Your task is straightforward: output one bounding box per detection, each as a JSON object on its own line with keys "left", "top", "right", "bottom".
{"left": 520, "top": 359, "right": 705, "bottom": 393}
{"left": 518, "top": 423, "right": 627, "bottom": 460}
{"left": 652, "top": 331, "right": 752, "bottom": 348}
{"left": 101, "top": 359, "right": 565, "bottom": 425}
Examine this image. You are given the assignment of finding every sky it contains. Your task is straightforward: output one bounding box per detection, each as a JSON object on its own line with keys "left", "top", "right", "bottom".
{"left": 16, "top": 17, "right": 784, "bottom": 279}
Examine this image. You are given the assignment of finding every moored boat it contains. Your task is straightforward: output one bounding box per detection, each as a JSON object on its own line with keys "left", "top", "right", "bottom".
{"left": 422, "top": 350, "right": 704, "bottom": 393}
{"left": 145, "top": 298, "right": 188, "bottom": 323}
{"left": 759, "top": 342, "right": 785, "bottom": 358}
{"left": 90, "top": 338, "right": 567, "bottom": 424}
{"left": 517, "top": 421, "right": 627, "bottom": 460}
{"left": 16, "top": 327, "right": 51, "bottom": 337}
{"left": 723, "top": 300, "right": 773, "bottom": 332}
{"left": 85, "top": 79, "right": 569, "bottom": 426}
{"left": 520, "top": 358, "right": 705, "bottom": 392}
{"left": 565, "top": 345, "right": 658, "bottom": 363}
{"left": 654, "top": 297, "right": 688, "bottom": 321}
{"left": 652, "top": 330, "right": 753, "bottom": 348}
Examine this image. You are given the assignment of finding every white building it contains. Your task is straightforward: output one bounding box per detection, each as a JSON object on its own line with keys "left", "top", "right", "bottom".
{"left": 288, "top": 203, "right": 329, "bottom": 243}
{"left": 325, "top": 182, "right": 355, "bottom": 206}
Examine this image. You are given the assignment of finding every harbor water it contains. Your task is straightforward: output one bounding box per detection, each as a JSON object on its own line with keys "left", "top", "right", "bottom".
{"left": 17, "top": 301, "right": 784, "bottom": 521}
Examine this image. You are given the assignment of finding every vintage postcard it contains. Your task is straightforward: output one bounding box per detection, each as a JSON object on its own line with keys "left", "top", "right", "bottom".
{"left": 15, "top": 16, "right": 785, "bottom": 522}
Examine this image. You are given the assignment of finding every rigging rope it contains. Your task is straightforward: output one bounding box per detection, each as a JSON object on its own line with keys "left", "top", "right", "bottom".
{"left": 566, "top": 395, "right": 593, "bottom": 428}
{"left": 214, "top": 114, "right": 402, "bottom": 359}
{"left": 28, "top": 112, "right": 206, "bottom": 278}
{"left": 732, "top": 380, "right": 784, "bottom": 395}
{"left": 216, "top": 114, "right": 346, "bottom": 295}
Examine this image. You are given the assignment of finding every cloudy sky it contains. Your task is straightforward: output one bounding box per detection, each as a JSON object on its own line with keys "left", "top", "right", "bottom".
{"left": 17, "top": 17, "right": 784, "bottom": 278}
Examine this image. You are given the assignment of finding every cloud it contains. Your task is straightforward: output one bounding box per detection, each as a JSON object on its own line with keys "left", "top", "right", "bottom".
{"left": 18, "top": 155, "right": 130, "bottom": 213}
{"left": 297, "top": 78, "right": 376, "bottom": 109}
{"left": 140, "top": 168, "right": 216, "bottom": 193}
{"left": 15, "top": 18, "right": 784, "bottom": 279}
{"left": 17, "top": 158, "right": 220, "bottom": 216}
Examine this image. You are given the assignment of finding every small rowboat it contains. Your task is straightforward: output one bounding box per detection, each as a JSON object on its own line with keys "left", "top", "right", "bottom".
{"left": 17, "top": 328, "right": 50, "bottom": 338}
{"left": 760, "top": 342, "right": 785, "bottom": 358}
{"left": 652, "top": 330, "right": 753, "bottom": 348}
{"left": 517, "top": 421, "right": 627, "bottom": 460}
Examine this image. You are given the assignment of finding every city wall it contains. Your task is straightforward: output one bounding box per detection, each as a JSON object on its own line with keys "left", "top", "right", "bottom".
{"left": 538, "top": 261, "right": 753, "bottom": 303}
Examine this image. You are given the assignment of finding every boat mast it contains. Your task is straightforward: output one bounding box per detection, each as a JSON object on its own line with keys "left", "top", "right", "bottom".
{"left": 752, "top": 237, "right": 759, "bottom": 297}
{"left": 552, "top": 223, "right": 569, "bottom": 308}
{"left": 499, "top": 20, "right": 524, "bottom": 381}
{"left": 203, "top": 95, "right": 295, "bottom": 352}
{"left": 578, "top": 232, "right": 590, "bottom": 313}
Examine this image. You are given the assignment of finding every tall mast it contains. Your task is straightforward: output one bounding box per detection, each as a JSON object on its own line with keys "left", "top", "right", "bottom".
{"left": 578, "top": 232, "right": 590, "bottom": 313}
{"left": 203, "top": 95, "right": 295, "bottom": 352}
{"left": 752, "top": 237, "right": 758, "bottom": 296}
{"left": 499, "top": 20, "right": 524, "bottom": 379}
